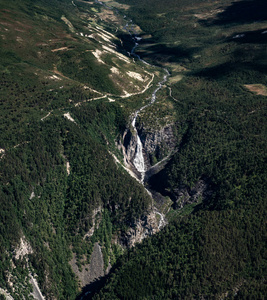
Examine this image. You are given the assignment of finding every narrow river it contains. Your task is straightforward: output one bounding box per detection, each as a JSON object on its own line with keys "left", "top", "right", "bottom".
{"left": 77, "top": 4, "right": 168, "bottom": 299}
{"left": 95, "top": 0, "right": 170, "bottom": 182}
{"left": 131, "top": 68, "right": 169, "bottom": 182}
{"left": 123, "top": 21, "right": 170, "bottom": 182}
{"left": 94, "top": 0, "right": 168, "bottom": 227}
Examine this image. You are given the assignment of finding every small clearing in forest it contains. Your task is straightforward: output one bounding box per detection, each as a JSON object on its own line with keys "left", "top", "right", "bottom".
{"left": 244, "top": 84, "right": 267, "bottom": 96}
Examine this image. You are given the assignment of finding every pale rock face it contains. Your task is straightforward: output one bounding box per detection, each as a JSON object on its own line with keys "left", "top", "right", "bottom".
{"left": 122, "top": 129, "right": 144, "bottom": 181}
{"left": 141, "top": 124, "right": 176, "bottom": 158}
{"left": 126, "top": 71, "right": 144, "bottom": 81}
{"left": 15, "top": 237, "right": 33, "bottom": 260}
{"left": 110, "top": 66, "right": 120, "bottom": 74}
{"left": 122, "top": 129, "right": 138, "bottom": 168}
{"left": 66, "top": 161, "right": 71, "bottom": 175}
{"left": 92, "top": 49, "right": 106, "bottom": 64}
{"left": 0, "top": 288, "right": 14, "bottom": 300}
{"left": 12, "top": 237, "right": 46, "bottom": 299}
{"left": 29, "top": 274, "right": 46, "bottom": 300}
{"left": 63, "top": 112, "right": 76, "bottom": 124}
{"left": 0, "top": 148, "right": 5, "bottom": 160}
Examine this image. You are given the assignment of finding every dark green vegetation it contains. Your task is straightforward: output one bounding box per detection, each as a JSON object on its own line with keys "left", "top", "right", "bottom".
{"left": 0, "top": 0, "right": 266, "bottom": 299}
{"left": 0, "top": 96, "right": 150, "bottom": 298}
{"left": 0, "top": 0, "right": 151, "bottom": 298}
{"left": 95, "top": 209, "right": 265, "bottom": 299}
{"left": 92, "top": 0, "right": 267, "bottom": 299}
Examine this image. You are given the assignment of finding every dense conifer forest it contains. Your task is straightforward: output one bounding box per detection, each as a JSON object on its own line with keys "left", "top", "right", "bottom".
{"left": 93, "top": 0, "right": 267, "bottom": 298}
{"left": 0, "top": 0, "right": 266, "bottom": 299}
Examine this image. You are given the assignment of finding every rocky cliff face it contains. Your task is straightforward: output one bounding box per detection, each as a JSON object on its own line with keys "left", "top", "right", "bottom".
{"left": 4, "top": 236, "right": 46, "bottom": 300}
{"left": 69, "top": 243, "right": 104, "bottom": 289}
{"left": 140, "top": 124, "right": 176, "bottom": 167}
{"left": 171, "top": 177, "right": 214, "bottom": 209}
{"left": 122, "top": 129, "right": 137, "bottom": 167}
{"left": 114, "top": 123, "right": 176, "bottom": 248}
{"left": 119, "top": 210, "right": 165, "bottom": 248}
{"left": 69, "top": 122, "right": 176, "bottom": 295}
{"left": 117, "top": 128, "right": 144, "bottom": 180}
{"left": 120, "top": 123, "right": 176, "bottom": 176}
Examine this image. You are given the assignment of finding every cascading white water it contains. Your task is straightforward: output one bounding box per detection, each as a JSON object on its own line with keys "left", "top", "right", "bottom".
{"left": 94, "top": 0, "right": 170, "bottom": 182}
{"left": 130, "top": 68, "right": 170, "bottom": 182}
{"left": 155, "top": 211, "right": 166, "bottom": 229}
{"left": 132, "top": 114, "right": 146, "bottom": 181}
{"left": 133, "top": 136, "right": 145, "bottom": 175}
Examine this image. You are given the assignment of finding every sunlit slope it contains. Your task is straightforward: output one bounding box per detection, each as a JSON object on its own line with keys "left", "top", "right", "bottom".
{"left": 0, "top": 0, "right": 154, "bottom": 148}
{"left": 0, "top": 0, "right": 154, "bottom": 298}
{"left": 92, "top": 0, "right": 267, "bottom": 299}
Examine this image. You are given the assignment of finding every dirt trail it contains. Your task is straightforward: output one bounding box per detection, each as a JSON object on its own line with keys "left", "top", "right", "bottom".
{"left": 29, "top": 275, "right": 46, "bottom": 300}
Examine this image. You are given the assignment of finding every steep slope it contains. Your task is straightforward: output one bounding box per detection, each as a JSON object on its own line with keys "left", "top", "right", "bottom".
{"left": 0, "top": 0, "right": 266, "bottom": 299}
{"left": 92, "top": 0, "right": 267, "bottom": 298}
{"left": 0, "top": 0, "right": 163, "bottom": 298}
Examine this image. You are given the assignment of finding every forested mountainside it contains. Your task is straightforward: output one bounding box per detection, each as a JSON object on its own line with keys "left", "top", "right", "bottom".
{"left": 0, "top": 0, "right": 266, "bottom": 299}
{"left": 0, "top": 0, "right": 153, "bottom": 298}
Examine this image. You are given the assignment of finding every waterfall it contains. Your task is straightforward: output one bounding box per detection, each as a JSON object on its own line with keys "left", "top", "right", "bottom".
{"left": 131, "top": 114, "right": 145, "bottom": 181}
{"left": 133, "top": 135, "right": 145, "bottom": 181}
{"left": 130, "top": 68, "right": 170, "bottom": 181}
{"left": 95, "top": 0, "right": 170, "bottom": 182}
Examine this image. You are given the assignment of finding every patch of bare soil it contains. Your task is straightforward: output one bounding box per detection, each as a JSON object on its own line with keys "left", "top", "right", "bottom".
{"left": 77, "top": 0, "right": 93, "bottom": 4}
{"left": 51, "top": 46, "right": 70, "bottom": 52}
{"left": 53, "top": 65, "right": 71, "bottom": 80}
{"left": 0, "top": 288, "right": 14, "bottom": 300}
{"left": 169, "top": 74, "right": 183, "bottom": 84}
{"left": 98, "top": 8, "right": 120, "bottom": 24}
{"left": 100, "top": 0, "right": 130, "bottom": 11}
{"left": 194, "top": 8, "right": 224, "bottom": 20}
{"left": 244, "top": 84, "right": 267, "bottom": 96}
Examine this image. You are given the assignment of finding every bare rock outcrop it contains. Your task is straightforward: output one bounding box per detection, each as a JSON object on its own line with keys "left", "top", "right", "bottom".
{"left": 140, "top": 124, "right": 176, "bottom": 163}
{"left": 69, "top": 243, "right": 104, "bottom": 288}
{"left": 119, "top": 123, "right": 176, "bottom": 179}
{"left": 14, "top": 236, "right": 33, "bottom": 260}
{"left": 120, "top": 210, "right": 166, "bottom": 248}
{"left": 0, "top": 288, "right": 14, "bottom": 300}
{"left": 121, "top": 128, "right": 138, "bottom": 167}
{"left": 172, "top": 177, "right": 214, "bottom": 209}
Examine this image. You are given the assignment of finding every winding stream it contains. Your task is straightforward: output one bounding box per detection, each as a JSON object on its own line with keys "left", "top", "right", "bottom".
{"left": 94, "top": 0, "right": 169, "bottom": 208}
{"left": 122, "top": 20, "right": 170, "bottom": 182}
{"left": 95, "top": 0, "right": 170, "bottom": 182}
{"left": 122, "top": 12, "right": 169, "bottom": 229}
{"left": 131, "top": 68, "right": 169, "bottom": 182}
